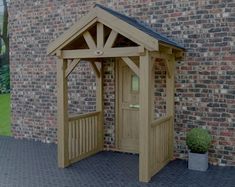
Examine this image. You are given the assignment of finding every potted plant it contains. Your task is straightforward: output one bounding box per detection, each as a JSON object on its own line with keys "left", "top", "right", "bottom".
{"left": 186, "top": 128, "right": 212, "bottom": 171}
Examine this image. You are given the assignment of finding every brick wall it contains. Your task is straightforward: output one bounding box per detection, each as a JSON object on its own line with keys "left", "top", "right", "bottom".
{"left": 9, "top": 0, "right": 234, "bottom": 165}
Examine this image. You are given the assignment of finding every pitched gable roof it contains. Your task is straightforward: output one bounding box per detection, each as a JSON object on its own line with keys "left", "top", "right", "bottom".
{"left": 95, "top": 4, "right": 185, "bottom": 50}
{"left": 47, "top": 4, "right": 185, "bottom": 55}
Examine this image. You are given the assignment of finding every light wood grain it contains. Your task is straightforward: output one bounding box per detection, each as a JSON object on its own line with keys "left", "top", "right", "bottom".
{"left": 139, "top": 50, "right": 152, "bottom": 182}
{"left": 68, "top": 111, "right": 101, "bottom": 163}
{"left": 83, "top": 31, "right": 97, "bottom": 49}
{"left": 62, "top": 47, "right": 143, "bottom": 59}
{"left": 57, "top": 58, "right": 69, "bottom": 168}
{"left": 65, "top": 59, "right": 80, "bottom": 78}
{"left": 104, "top": 29, "right": 118, "bottom": 48}
{"left": 121, "top": 57, "right": 140, "bottom": 76}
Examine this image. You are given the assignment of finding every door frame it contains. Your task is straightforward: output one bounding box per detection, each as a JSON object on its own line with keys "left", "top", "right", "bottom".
{"left": 115, "top": 58, "right": 139, "bottom": 154}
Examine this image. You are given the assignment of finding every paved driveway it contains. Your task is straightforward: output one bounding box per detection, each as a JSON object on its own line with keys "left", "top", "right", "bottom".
{"left": 0, "top": 136, "right": 234, "bottom": 187}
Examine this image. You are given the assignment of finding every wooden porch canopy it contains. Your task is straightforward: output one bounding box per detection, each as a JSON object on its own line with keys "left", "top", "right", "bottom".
{"left": 47, "top": 4, "right": 185, "bottom": 183}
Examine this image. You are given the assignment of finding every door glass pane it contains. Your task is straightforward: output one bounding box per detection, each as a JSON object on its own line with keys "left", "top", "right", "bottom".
{"left": 131, "top": 75, "right": 139, "bottom": 92}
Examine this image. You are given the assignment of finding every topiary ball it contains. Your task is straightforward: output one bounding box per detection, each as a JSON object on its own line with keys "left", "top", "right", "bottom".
{"left": 186, "top": 128, "right": 212, "bottom": 154}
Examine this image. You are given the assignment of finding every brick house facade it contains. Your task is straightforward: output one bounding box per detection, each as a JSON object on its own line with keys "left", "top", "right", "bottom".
{"left": 9, "top": 0, "right": 235, "bottom": 166}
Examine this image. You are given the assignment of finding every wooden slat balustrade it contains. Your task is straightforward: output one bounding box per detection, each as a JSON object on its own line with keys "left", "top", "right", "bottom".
{"left": 68, "top": 111, "right": 102, "bottom": 164}
{"left": 149, "top": 115, "right": 173, "bottom": 176}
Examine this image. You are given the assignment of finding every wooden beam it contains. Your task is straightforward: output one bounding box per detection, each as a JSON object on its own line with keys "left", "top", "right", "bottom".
{"left": 175, "top": 51, "right": 184, "bottom": 60}
{"left": 97, "top": 23, "right": 104, "bottom": 49}
{"left": 104, "top": 30, "right": 118, "bottom": 48}
{"left": 150, "top": 51, "right": 168, "bottom": 60}
{"left": 159, "top": 42, "right": 184, "bottom": 52}
{"left": 62, "top": 47, "right": 144, "bottom": 59}
{"left": 97, "top": 8, "right": 159, "bottom": 51}
{"left": 159, "top": 45, "right": 172, "bottom": 54}
{"left": 47, "top": 10, "right": 98, "bottom": 54}
{"left": 121, "top": 57, "right": 140, "bottom": 76}
{"left": 139, "top": 50, "right": 152, "bottom": 182}
{"left": 166, "top": 55, "right": 176, "bottom": 160}
{"left": 65, "top": 59, "right": 80, "bottom": 78}
{"left": 165, "top": 59, "right": 173, "bottom": 79}
{"left": 89, "top": 61, "right": 101, "bottom": 78}
{"left": 83, "top": 31, "right": 96, "bottom": 49}
{"left": 150, "top": 56, "right": 155, "bottom": 125}
{"left": 56, "top": 50, "right": 62, "bottom": 58}
{"left": 150, "top": 51, "right": 174, "bottom": 78}
{"left": 57, "top": 58, "right": 69, "bottom": 168}
{"left": 152, "top": 49, "right": 184, "bottom": 61}
{"left": 68, "top": 111, "right": 100, "bottom": 121}
{"left": 96, "top": 63, "right": 104, "bottom": 151}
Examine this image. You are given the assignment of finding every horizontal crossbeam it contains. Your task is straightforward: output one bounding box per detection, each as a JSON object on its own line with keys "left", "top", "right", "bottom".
{"left": 62, "top": 47, "right": 145, "bottom": 59}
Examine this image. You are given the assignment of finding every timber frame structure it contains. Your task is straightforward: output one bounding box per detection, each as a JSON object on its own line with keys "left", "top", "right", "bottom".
{"left": 48, "top": 4, "right": 185, "bottom": 182}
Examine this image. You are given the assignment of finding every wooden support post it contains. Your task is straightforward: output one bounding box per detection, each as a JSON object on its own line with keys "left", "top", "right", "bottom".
{"left": 139, "top": 50, "right": 152, "bottom": 182}
{"left": 166, "top": 55, "right": 175, "bottom": 160}
{"left": 96, "top": 62, "right": 104, "bottom": 151}
{"left": 150, "top": 55, "right": 155, "bottom": 122}
{"left": 57, "top": 58, "right": 69, "bottom": 168}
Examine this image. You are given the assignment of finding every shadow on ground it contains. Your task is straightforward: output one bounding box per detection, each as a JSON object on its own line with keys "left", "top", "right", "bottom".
{"left": 0, "top": 136, "right": 234, "bottom": 187}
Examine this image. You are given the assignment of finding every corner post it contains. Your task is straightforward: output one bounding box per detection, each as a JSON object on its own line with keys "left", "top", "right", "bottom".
{"left": 57, "top": 57, "right": 69, "bottom": 167}
{"left": 96, "top": 62, "right": 104, "bottom": 151}
{"left": 166, "top": 55, "right": 176, "bottom": 159}
{"left": 139, "top": 50, "right": 152, "bottom": 182}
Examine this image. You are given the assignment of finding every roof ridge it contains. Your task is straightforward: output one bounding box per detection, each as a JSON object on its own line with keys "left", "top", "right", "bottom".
{"left": 95, "top": 3, "right": 185, "bottom": 50}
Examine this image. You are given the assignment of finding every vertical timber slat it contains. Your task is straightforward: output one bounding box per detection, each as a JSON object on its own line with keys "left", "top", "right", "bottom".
{"left": 79, "top": 119, "right": 82, "bottom": 155}
{"left": 68, "top": 122, "right": 71, "bottom": 160}
{"left": 76, "top": 120, "right": 79, "bottom": 157}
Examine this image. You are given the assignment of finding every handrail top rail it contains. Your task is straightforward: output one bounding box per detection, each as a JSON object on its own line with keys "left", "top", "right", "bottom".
{"left": 68, "top": 111, "right": 101, "bottom": 121}
{"left": 151, "top": 115, "right": 172, "bottom": 128}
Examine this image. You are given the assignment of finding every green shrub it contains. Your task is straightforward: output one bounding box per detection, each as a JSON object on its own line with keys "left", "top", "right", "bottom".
{"left": 0, "top": 64, "right": 10, "bottom": 94}
{"left": 186, "top": 128, "right": 212, "bottom": 154}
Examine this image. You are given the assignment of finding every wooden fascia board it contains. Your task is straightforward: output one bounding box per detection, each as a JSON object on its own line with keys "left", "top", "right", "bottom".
{"left": 47, "top": 8, "right": 98, "bottom": 55}
{"left": 159, "top": 42, "right": 184, "bottom": 51}
{"left": 96, "top": 8, "right": 159, "bottom": 51}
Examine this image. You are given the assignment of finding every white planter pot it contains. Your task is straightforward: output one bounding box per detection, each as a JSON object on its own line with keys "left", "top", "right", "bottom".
{"left": 188, "top": 151, "right": 208, "bottom": 171}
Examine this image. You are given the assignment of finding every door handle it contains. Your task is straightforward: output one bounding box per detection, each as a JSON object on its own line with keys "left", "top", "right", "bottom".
{"left": 129, "top": 104, "right": 140, "bottom": 109}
